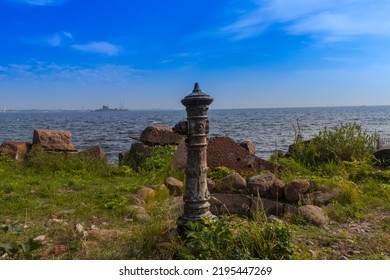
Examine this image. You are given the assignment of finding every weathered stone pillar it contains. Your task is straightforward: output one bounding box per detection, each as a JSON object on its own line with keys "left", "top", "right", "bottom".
{"left": 174, "top": 83, "right": 215, "bottom": 235}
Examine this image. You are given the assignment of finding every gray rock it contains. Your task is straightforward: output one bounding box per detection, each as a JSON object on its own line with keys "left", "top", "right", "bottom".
{"left": 209, "top": 193, "right": 253, "bottom": 217}
{"left": 306, "top": 191, "right": 337, "bottom": 206}
{"left": 79, "top": 145, "right": 106, "bottom": 159}
{"left": 298, "top": 205, "right": 329, "bottom": 227}
{"left": 134, "top": 187, "right": 155, "bottom": 200}
{"left": 215, "top": 172, "right": 247, "bottom": 193}
{"left": 248, "top": 173, "right": 276, "bottom": 197}
{"left": 270, "top": 179, "right": 285, "bottom": 200}
{"left": 164, "top": 177, "right": 184, "bottom": 196}
{"left": 374, "top": 145, "right": 390, "bottom": 162}
{"left": 284, "top": 179, "right": 312, "bottom": 203}
{"left": 207, "top": 178, "right": 216, "bottom": 193}
{"left": 126, "top": 205, "right": 150, "bottom": 222}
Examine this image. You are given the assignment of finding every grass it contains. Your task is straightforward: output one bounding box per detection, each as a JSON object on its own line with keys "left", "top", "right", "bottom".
{"left": 1, "top": 123, "right": 390, "bottom": 259}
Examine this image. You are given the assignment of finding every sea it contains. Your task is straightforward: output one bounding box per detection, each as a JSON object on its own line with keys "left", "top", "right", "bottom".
{"left": 1, "top": 106, "right": 390, "bottom": 164}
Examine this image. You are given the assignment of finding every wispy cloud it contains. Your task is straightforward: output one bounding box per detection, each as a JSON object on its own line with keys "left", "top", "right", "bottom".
{"left": 45, "top": 31, "right": 72, "bottom": 46}
{"left": 71, "top": 42, "right": 121, "bottom": 56}
{"left": 9, "top": 0, "right": 68, "bottom": 6}
{"left": 23, "top": 31, "right": 73, "bottom": 47}
{"left": 221, "top": 0, "right": 390, "bottom": 41}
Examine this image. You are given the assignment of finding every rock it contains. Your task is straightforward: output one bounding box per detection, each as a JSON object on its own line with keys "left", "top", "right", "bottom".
{"left": 209, "top": 193, "right": 253, "bottom": 217}
{"left": 172, "top": 136, "right": 282, "bottom": 174}
{"left": 298, "top": 205, "right": 329, "bottom": 227}
{"left": 126, "top": 205, "right": 147, "bottom": 215}
{"left": 140, "top": 124, "right": 183, "bottom": 146}
{"left": 169, "top": 196, "right": 184, "bottom": 217}
{"left": 45, "top": 218, "right": 67, "bottom": 227}
{"left": 374, "top": 145, "right": 390, "bottom": 162}
{"left": 33, "top": 235, "right": 46, "bottom": 242}
{"left": 215, "top": 172, "right": 247, "bottom": 193}
{"left": 270, "top": 179, "right": 285, "bottom": 200}
{"left": 75, "top": 223, "right": 84, "bottom": 233}
{"left": 164, "top": 177, "right": 184, "bottom": 196}
{"left": 207, "top": 178, "right": 216, "bottom": 193}
{"left": 306, "top": 191, "right": 337, "bottom": 206}
{"left": 247, "top": 173, "right": 276, "bottom": 197}
{"left": 0, "top": 141, "right": 32, "bottom": 161}
{"left": 172, "top": 138, "right": 187, "bottom": 170}
{"left": 129, "top": 142, "right": 150, "bottom": 156}
{"left": 134, "top": 187, "right": 155, "bottom": 200}
{"left": 79, "top": 145, "right": 105, "bottom": 159}
{"left": 240, "top": 141, "right": 256, "bottom": 155}
{"left": 284, "top": 179, "right": 312, "bottom": 203}
{"left": 253, "top": 197, "right": 297, "bottom": 216}
{"left": 209, "top": 193, "right": 297, "bottom": 217}
{"left": 127, "top": 194, "right": 145, "bottom": 206}
{"left": 33, "top": 129, "right": 73, "bottom": 151}
{"left": 206, "top": 136, "right": 280, "bottom": 173}
{"left": 126, "top": 205, "right": 150, "bottom": 222}
{"left": 266, "top": 215, "right": 285, "bottom": 224}
{"left": 207, "top": 136, "right": 255, "bottom": 172}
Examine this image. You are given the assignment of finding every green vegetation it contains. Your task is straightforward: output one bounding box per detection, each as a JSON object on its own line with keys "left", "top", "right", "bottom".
{"left": 1, "top": 122, "right": 389, "bottom": 259}
{"left": 177, "top": 216, "right": 293, "bottom": 260}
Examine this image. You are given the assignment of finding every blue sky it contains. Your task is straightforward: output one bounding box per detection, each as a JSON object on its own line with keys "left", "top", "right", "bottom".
{"left": 1, "top": 0, "right": 390, "bottom": 110}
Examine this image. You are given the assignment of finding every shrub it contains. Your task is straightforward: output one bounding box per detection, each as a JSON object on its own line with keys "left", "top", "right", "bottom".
{"left": 290, "top": 123, "right": 378, "bottom": 171}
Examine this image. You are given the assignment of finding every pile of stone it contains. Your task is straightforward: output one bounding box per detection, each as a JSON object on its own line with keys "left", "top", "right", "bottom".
{"left": 165, "top": 172, "right": 333, "bottom": 227}
{"left": 0, "top": 129, "right": 105, "bottom": 161}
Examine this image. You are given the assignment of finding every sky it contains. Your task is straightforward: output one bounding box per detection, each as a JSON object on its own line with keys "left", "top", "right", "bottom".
{"left": 1, "top": 0, "right": 390, "bottom": 110}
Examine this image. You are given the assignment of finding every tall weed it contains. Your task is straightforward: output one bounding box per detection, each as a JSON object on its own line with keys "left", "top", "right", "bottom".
{"left": 290, "top": 123, "right": 378, "bottom": 172}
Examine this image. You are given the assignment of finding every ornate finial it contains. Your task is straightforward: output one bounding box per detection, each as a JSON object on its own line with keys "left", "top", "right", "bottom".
{"left": 192, "top": 82, "right": 202, "bottom": 94}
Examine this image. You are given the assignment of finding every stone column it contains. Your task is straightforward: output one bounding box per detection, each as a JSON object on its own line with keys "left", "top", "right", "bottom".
{"left": 175, "top": 83, "right": 215, "bottom": 235}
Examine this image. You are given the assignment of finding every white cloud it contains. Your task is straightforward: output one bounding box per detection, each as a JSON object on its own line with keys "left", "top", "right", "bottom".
{"left": 10, "top": 0, "right": 68, "bottom": 6}
{"left": 23, "top": 31, "right": 73, "bottom": 47}
{"left": 71, "top": 42, "right": 121, "bottom": 56}
{"left": 221, "top": 0, "right": 390, "bottom": 41}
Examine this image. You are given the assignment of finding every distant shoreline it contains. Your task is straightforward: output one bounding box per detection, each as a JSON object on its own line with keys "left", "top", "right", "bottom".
{"left": 2, "top": 104, "right": 390, "bottom": 113}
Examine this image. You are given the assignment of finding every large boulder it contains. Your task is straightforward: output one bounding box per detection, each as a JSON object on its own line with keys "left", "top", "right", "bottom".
{"left": 207, "top": 136, "right": 253, "bottom": 171}
{"left": 284, "top": 179, "right": 312, "bottom": 203}
{"left": 0, "top": 141, "right": 32, "bottom": 161}
{"left": 140, "top": 125, "right": 183, "bottom": 146}
{"left": 172, "top": 136, "right": 281, "bottom": 173}
{"left": 247, "top": 173, "right": 276, "bottom": 197}
{"left": 33, "top": 129, "right": 73, "bottom": 151}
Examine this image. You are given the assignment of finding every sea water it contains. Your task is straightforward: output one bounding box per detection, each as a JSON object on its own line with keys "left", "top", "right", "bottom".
{"left": 1, "top": 106, "right": 390, "bottom": 163}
